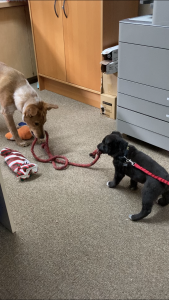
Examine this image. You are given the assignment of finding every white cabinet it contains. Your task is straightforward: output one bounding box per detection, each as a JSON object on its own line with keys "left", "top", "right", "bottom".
{"left": 117, "top": 17, "right": 169, "bottom": 150}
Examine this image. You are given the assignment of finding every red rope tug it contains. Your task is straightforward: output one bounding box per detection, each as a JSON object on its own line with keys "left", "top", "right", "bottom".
{"left": 31, "top": 131, "right": 102, "bottom": 170}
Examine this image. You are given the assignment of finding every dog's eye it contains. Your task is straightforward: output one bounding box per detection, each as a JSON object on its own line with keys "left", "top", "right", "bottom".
{"left": 35, "top": 122, "right": 39, "bottom": 126}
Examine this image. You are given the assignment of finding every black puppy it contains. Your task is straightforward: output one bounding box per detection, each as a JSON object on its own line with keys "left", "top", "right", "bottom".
{"left": 97, "top": 131, "right": 169, "bottom": 221}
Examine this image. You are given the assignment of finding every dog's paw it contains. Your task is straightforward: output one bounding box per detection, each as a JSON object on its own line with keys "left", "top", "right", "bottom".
{"left": 129, "top": 214, "right": 133, "bottom": 220}
{"left": 129, "top": 214, "right": 137, "bottom": 221}
{"left": 129, "top": 185, "right": 138, "bottom": 191}
{"left": 16, "top": 139, "right": 31, "bottom": 147}
{"left": 129, "top": 181, "right": 138, "bottom": 190}
{"left": 129, "top": 213, "right": 143, "bottom": 221}
{"left": 37, "top": 138, "right": 46, "bottom": 145}
{"left": 156, "top": 198, "right": 169, "bottom": 207}
{"left": 107, "top": 181, "right": 116, "bottom": 188}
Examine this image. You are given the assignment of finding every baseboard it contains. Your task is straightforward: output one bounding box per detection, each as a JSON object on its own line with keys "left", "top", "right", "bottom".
{"left": 38, "top": 76, "right": 101, "bottom": 109}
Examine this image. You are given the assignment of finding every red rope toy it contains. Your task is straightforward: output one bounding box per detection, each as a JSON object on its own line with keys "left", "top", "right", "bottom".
{"left": 31, "top": 132, "right": 169, "bottom": 185}
{"left": 31, "top": 131, "right": 102, "bottom": 170}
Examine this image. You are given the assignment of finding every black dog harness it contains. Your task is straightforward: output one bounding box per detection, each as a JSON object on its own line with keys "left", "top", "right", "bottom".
{"left": 118, "top": 146, "right": 169, "bottom": 186}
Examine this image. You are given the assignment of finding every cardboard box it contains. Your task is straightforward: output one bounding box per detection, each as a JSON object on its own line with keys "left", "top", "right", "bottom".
{"left": 102, "top": 45, "right": 118, "bottom": 61}
{"left": 101, "top": 93, "right": 116, "bottom": 119}
{"left": 102, "top": 73, "right": 117, "bottom": 96}
{"left": 101, "top": 60, "right": 118, "bottom": 74}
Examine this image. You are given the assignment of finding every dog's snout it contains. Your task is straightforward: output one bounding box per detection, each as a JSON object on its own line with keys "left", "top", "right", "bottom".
{"left": 97, "top": 143, "right": 103, "bottom": 151}
{"left": 40, "top": 134, "right": 45, "bottom": 139}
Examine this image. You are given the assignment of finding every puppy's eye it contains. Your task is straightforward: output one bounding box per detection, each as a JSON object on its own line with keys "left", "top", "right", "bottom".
{"left": 35, "top": 122, "right": 39, "bottom": 126}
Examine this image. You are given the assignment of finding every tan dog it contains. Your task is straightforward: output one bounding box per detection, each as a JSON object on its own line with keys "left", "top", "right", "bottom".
{"left": 0, "top": 62, "right": 58, "bottom": 146}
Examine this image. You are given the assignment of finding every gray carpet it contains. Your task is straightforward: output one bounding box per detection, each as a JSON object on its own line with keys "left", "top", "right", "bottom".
{"left": 0, "top": 84, "right": 169, "bottom": 299}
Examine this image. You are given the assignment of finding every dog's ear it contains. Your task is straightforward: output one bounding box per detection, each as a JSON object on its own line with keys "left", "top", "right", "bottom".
{"left": 111, "top": 131, "right": 122, "bottom": 138}
{"left": 119, "top": 139, "right": 128, "bottom": 152}
{"left": 24, "top": 104, "right": 38, "bottom": 118}
{"left": 43, "top": 102, "right": 59, "bottom": 111}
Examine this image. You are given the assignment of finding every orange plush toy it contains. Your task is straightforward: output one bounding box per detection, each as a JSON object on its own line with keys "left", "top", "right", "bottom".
{"left": 5, "top": 125, "right": 32, "bottom": 141}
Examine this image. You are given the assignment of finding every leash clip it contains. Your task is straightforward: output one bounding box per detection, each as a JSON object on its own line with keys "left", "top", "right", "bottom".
{"left": 124, "top": 157, "right": 135, "bottom": 166}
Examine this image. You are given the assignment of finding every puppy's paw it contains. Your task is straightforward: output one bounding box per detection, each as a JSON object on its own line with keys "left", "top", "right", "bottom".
{"left": 129, "top": 214, "right": 141, "bottom": 221}
{"left": 129, "top": 185, "right": 137, "bottom": 191}
{"left": 129, "top": 181, "right": 138, "bottom": 190}
{"left": 37, "top": 138, "right": 46, "bottom": 145}
{"left": 16, "top": 139, "right": 31, "bottom": 147}
{"left": 156, "top": 198, "right": 169, "bottom": 207}
{"left": 107, "top": 181, "right": 116, "bottom": 188}
{"left": 129, "top": 214, "right": 138, "bottom": 221}
{"left": 129, "top": 214, "right": 133, "bottom": 220}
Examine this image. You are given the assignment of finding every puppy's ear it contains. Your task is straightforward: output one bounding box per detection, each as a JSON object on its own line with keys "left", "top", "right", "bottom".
{"left": 43, "top": 102, "right": 59, "bottom": 111}
{"left": 111, "top": 131, "right": 122, "bottom": 137}
{"left": 119, "top": 139, "right": 128, "bottom": 152}
{"left": 24, "top": 104, "right": 38, "bottom": 118}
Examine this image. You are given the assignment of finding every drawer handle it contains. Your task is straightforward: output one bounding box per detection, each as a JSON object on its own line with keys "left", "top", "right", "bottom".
{"left": 62, "top": 0, "right": 68, "bottom": 18}
{"left": 54, "top": 0, "right": 59, "bottom": 18}
{"left": 166, "top": 115, "right": 169, "bottom": 118}
{"left": 167, "top": 98, "right": 169, "bottom": 101}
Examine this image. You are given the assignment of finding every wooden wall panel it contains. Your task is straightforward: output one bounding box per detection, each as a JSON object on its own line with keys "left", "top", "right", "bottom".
{"left": 103, "top": 0, "right": 139, "bottom": 50}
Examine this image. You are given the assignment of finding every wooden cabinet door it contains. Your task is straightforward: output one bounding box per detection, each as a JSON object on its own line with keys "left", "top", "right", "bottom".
{"left": 29, "top": 0, "right": 66, "bottom": 81}
{"left": 62, "top": 0, "right": 102, "bottom": 92}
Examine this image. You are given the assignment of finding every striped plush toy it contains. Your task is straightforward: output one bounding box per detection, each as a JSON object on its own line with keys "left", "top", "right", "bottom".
{"left": 0, "top": 148, "right": 38, "bottom": 180}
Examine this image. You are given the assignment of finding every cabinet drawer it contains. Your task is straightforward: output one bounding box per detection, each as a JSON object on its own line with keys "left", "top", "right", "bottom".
{"left": 118, "top": 79, "right": 169, "bottom": 106}
{"left": 119, "top": 21, "right": 169, "bottom": 49}
{"left": 117, "top": 107, "right": 169, "bottom": 137}
{"left": 118, "top": 42, "right": 169, "bottom": 91}
{"left": 117, "top": 120, "right": 169, "bottom": 151}
{"left": 118, "top": 93, "right": 169, "bottom": 122}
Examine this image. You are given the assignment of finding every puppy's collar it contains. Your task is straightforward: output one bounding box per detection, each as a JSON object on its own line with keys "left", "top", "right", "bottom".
{"left": 118, "top": 145, "right": 130, "bottom": 166}
{"left": 123, "top": 145, "right": 129, "bottom": 158}
{"left": 118, "top": 145, "right": 129, "bottom": 159}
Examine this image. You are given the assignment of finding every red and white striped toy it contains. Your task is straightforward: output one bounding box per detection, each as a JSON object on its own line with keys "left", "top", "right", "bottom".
{"left": 0, "top": 148, "right": 38, "bottom": 180}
